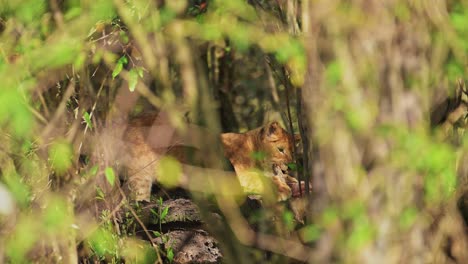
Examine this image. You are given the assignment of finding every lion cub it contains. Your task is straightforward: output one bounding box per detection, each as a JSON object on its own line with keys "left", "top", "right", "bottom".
{"left": 120, "top": 113, "right": 298, "bottom": 202}
{"left": 221, "top": 121, "right": 299, "bottom": 201}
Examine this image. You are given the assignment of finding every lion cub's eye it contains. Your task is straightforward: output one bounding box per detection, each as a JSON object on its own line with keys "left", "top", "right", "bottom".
{"left": 278, "top": 147, "right": 285, "bottom": 153}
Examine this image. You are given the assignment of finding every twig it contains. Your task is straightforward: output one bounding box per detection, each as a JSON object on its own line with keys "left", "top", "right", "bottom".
{"left": 78, "top": 74, "right": 107, "bottom": 154}
{"left": 282, "top": 67, "right": 302, "bottom": 195}
{"left": 117, "top": 187, "right": 164, "bottom": 264}
{"left": 40, "top": 80, "right": 75, "bottom": 142}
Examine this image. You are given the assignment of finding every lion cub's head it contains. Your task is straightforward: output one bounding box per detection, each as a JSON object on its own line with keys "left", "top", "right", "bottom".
{"left": 257, "top": 121, "right": 299, "bottom": 173}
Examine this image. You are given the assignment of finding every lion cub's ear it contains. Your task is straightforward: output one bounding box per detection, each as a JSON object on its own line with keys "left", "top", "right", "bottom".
{"left": 268, "top": 121, "right": 280, "bottom": 134}
{"left": 261, "top": 121, "right": 281, "bottom": 141}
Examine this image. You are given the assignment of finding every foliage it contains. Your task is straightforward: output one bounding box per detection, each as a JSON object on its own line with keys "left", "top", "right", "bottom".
{"left": 0, "top": 0, "right": 467, "bottom": 263}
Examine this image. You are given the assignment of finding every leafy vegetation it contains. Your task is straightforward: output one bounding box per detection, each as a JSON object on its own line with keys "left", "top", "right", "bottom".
{"left": 0, "top": 0, "right": 468, "bottom": 263}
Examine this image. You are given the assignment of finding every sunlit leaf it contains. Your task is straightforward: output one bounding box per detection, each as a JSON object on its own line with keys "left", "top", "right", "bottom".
{"left": 90, "top": 165, "right": 98, "bottom": 175}
{"left": 325, "top": 61, "right": 342, "bottom": 85}
{"left": 445, "top": 60, "right": 464, "bottom": 81}
{"left": 137, "top": 67, "right": 144, "bottom": 78}
{"left": 6, "top": 217, "right": 38, "bottom": 263}
{"left": 399, "top": 207, "right": 418, "bottom": 229}
{"left": 90, "top": 0, "right": 116, "bottom": 21}
{"left": 2, "top": 172, "right": 30, "bottom": 208}
{"left": 346, "top": 216, "right": 375, "bottom": 251}
{"left": 121, "top": 237, "right": 157, "bottom": 264}
{"left": 88, "top": 227, "right": 118, "bottom": 258}
{"left": 96, "top": 186, "right": 105, "bottom": 199}
{"left": 299, "top": 225, "right": 321, "bottom": 243}
{"left": 43, "top": 196, "right": 72, "bottom": 233}
{"left": 83, "top": 111, "right": 93, "bottom": 129}
{"left": 321, "top": 207, "right": 339, "bottom": 226}
{"left": 112, "top": 56, "right": 128, "bottom": 79}
{"left": 167, "top": 247, "right": 174, "bottom": 263}
{"left": 161, "top": 206, "right": 169, "bottom": 220}
{"left": 105, "top": 167, "right": 116, "bottom": 187}
{"left": 48, "top": 140, "right": 73, "bottom": 174}
{"left": 64, "top": 7, "right": 82, "bottom": 21}
{"left": 282, "top": 210, "right": 295, "bottom": 231}
{"left": 129, "top": 68, "right": 139, "bottom": 92}
{"left": 0, "top": 88, "right": 33, "bottom": 137}
{"left": 15, "top": 0, "right": 46, "bottom": 24}
{"left": 157, "top": 156, "right": 182, "bottom": 188}
{"left": 29, "top": 40, "right": 82, "bottom": 70}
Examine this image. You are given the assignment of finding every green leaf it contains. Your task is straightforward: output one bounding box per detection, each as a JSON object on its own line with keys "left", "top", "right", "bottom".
{"left": 347, "top": 216, "right": 375, "bottom": 251}
{"left": 105, "top": 167, "right": 116, "bottom": 187}
{"left": 15, "top": 0, "right": 46, "bottom": 24}
{"left": 282, "top": 210, "right": 295, "bottom": 231}
{"left": 446, "top": 60, "right": 464, "bottom": 81}
{"left": 325, "top": 61, "right": 342, "bottom": 85}
{"left": 128, "top": 68, "right": 139, "bottom": 92}
{"left": 83, "top": 111, "right": 93, "bottom": 129}
{"left": 88, "top": 227, "right": 119, "bottom": 258}
{"left": 48, "top": 140, "right": 73, "bottom": 174}
{"left": 287, "top": 163, "right": 297, "bottom": 171}
{"left": 64, "top": 7, "right": 82, "bottom": 21}
{"left": 150, "top": 208, "right": 159, "bottom": 218}
{"left": 118, "top": 56, "right": 128, "bottom": 64}
{"left": 6, "top": 218, "right": 38, "bottom": 263}
{"left": 399, "top": 207, "right": 418, "bottom": 229}
{"left": 167, "top": 247, "right": 174, "bottom": 263}
{"left": 161, "top": 206, "right": 169, "bottom": 220}
{"left": 96, "top": 187, "right": 105, "bottom": 199}
{"left": 119, "top": 31, "right": 129, "bottom": 44}
{"left": 157, "top": 156, "right": 182, "bottom": 188}
{"left": 121, "top": 238, "right": 158, "bottom": 264}
{"left": 43, "top": 197, "right": 72, "bottom": 234}
{"left": 3, "top": 172, "right": 30, "bottom": 208}
{"left": 137, "top": 67, "right": 144, "bottom": 78}
{"left": 112, "top": 56, "right": 128, "bottom": 78}
{"left": 90, "top": 165, "right": 98, "bottom": 176}
{"left": 0, "top": 89, "right": 33, "bottom": 137}
{"left": 90, "top": 0, "right": 116, "bottom": 21}
{"left": 152, "top": 231, "right": 161, "bottom": 237}
{"left": 321, "top": 207, "right": 339, "bottom": 226}
{"left": 30, "top": 40, "right": 82, "bottom": 70}
{"left": 112, "top": 62, "right": 123, "bottom": 79}
{"left": 300, "top": 225, "right": 321, "bottom": 243}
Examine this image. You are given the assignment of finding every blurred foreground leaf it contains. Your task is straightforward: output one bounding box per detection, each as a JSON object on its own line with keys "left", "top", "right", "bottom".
{"left": 157, "top": 156, "right": 182, "bottom": 188}
{"left": 48, "top": 140, "right": 73, "bottom": 174}
{"left": 105, "top": 167, "right": 116, "bottom": 187}
{"left": 88, "top": 227, "right": 119, "bottom": 258}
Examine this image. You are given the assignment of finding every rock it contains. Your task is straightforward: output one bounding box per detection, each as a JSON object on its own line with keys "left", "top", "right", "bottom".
{"left": 153, "top": 229, "right": 222, "bottom": 264}
{"left": 144, "top": 198, "right": 202, "bottom": 225}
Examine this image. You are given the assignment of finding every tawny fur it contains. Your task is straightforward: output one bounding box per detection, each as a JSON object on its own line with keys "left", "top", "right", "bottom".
{"left": 121, "top": 113, "right": 298, "bottom": 202}
{"left": 221, "top": 121, "right": 299, "bottom": 201}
